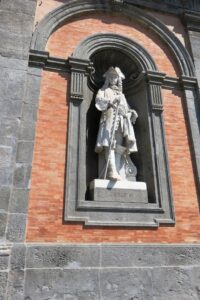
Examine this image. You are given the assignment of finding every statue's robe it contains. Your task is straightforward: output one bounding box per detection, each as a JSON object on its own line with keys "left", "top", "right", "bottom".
{"left": 95, "top": 86, "right": 137, "bottom": 154}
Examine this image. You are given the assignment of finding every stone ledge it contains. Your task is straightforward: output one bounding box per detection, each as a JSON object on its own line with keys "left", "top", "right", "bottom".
{"left": 25, "top": 244, "right": 200, "bottom": 268}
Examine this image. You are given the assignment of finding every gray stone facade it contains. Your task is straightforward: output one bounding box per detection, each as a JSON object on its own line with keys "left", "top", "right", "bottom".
{"left": 1, "top": 244, "right": 200, "bottom": 299}
{"left": 0, "top": 1, "right": 38, "bottom": 298}
{"left": 0, "top": 0, "right": 200, "bottom": 299}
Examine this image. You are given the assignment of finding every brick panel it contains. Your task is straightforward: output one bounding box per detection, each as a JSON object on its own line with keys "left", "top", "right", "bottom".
{"left": 46, "top": 13, "right": 180, "bottom": 77}
{"left": 26, "top": 10, "right": 199, "bottom": 243}
{"left": 26, "top": 70, "right": 200, "bottom": 243}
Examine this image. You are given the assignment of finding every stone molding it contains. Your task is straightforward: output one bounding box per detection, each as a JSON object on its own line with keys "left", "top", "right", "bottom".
{"left": 184, "top": 12, "right": 200, "bottom": 32}
{"left": 31, "top": 0, "right": 194, "bottom": 77}
{"left": 30, "top": 50, "right": 199, "bottom": 92}
{"left": 68, "top": 57, "right": 92, "bottom": 101}
{"left": 126, "top": 0, "right": 200, "bottom": 13}
{"left": 73, "top": 33, "right": 157, "bottom": 71}
{"left": 29, "top": 49, "right": 70, "bottom": 73}
{"left": 63, "top": 32, "right": 175, "bottom": 227}
{"left": 24, "top": 243, "right": 200, "bottom": 268}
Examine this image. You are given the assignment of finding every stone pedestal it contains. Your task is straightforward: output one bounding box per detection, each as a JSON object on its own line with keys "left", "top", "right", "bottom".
{"left": 90, "top": 179, "right": 148, "bottom": 203}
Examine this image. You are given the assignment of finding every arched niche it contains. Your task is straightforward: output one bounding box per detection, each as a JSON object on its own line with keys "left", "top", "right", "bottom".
{"left": 29, "top": 0, "right": 200, "bottom": 226}
{"left": 75, "top": 34, "right": 157, "bottom": 201}
{"left": 65, "top": 33, "right": 175, "bottom": 227}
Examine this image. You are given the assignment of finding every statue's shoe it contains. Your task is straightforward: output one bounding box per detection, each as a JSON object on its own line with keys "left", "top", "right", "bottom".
{"left": 107, "top": 171, "right": 121, "bottom": 181}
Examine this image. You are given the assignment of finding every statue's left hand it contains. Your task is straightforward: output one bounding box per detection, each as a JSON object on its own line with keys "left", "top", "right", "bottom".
{"left": 130, "top": 109, "right": 138, "bottom": 124}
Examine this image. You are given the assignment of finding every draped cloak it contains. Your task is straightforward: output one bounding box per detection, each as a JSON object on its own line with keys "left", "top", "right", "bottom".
{"left": 95, "top": 86, "right": 138, "bottom": 154}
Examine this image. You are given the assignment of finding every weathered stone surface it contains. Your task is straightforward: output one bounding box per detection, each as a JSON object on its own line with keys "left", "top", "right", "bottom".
{"left": 24, "top": 73, "right": 41, "bottom": 105}
{"left": 0, "top": 11, "right": 33, "bottom": 35}
{"left": 7, "top": 245, "right": 26, "bottom": 300}
{"left": 22, "top": 244, "right": 200, "bottom": 300}
{"left": 0, "top": 145, "right": 13, "bottom": 187}
{"left": 0, "top": 137, "right": 17, "bottom": 156}
{"left": 0, "top": 146, "right": 12, "bottom": 169}
{"left": 0, "top": 100, "right": 22, "bottom": 119}
{"left": 7, "top": 270, "right": 25, "bottom": 300}
{"left": 9, "top": 189, "right": 29, "bottom": 214}
{"left": 19, "top": 121, "right": 35, "bottom": 141}
{"left": 0, "top": 187, "right": 11, "bottom": 211}
{"left": 0, "top": 272, "right": 8, "bottom": 300}
{"left": 101, "top": 245, "right": 200, "bottom": 267}
{"left": 16, "top": 142, "right": 34, "bottom": 164}
{"left": 21, "top": 103, "right": 38, "bottom": 122}
{"left": 10, "top": 244, "right": 26, "bottom": 270}
{"left": 0, "top": 251, "right": 9, "bottom": 271}
{"left": 0, "top": 167, "right": 13, "bottom": 186}
{"left": 0, "top": 118, "right": 20, "bottom": 139}
{"left": 13, "top": 164, "right": 31, "bottom": 188}
{"left": 0, "top": 56, "right": 27, "bottom": 71}
{"left": 188, "top": 266, "right": 200, "bottom": 298}
{"left": 6, "top": 213, "right": 26, "bottom": 242}
{"left": 0, "top": 0, "right": 36, "bottom": 297}
{"left": 26, "top": 245, "right": 100, "bottom": 269}
{"left": 0, "top": 68, "right": 26, "bottom": 101}
{"left": 1, "top": 0, "right": 37, "bottom": 16}
{"left": 101, "top": 268, "right": 152, "bottom": 300}
{"left": 0, "top": 213, "right": 7, "bottom": 238}
{"left": 24, "top": 269, "right": 100, "bottom": 300}
{"left": 0, "top": 3, "right": 35, "bottom": 59}
{"left": 151, "top": 266, "right": 200, "bottom": 300}
{"left": 3, "top": 244, "right": 197, "bottom": 299}
{"left": 0, "top": 139, "right": 17, "bottom": 186}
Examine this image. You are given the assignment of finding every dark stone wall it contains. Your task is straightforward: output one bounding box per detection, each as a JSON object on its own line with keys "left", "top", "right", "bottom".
{"left": 23, "top": 244, "right": 200, "bottom": 300}
{"left": 0, "top": 1, "right": 37, "bottom": 299}
{"left": 0, "top": 0, "right": 37, "bottom": 240}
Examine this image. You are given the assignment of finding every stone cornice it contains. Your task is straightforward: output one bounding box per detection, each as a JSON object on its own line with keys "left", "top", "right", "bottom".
{"left": 29, "top": 49, "right": 70, "bottom": 73}
{"left": 31, "top": 0, "right": 195, "bottom": 77}
{"left": 125, "top": 0, "right": 200, "bottom": 14}
{"left": 184, "top": 12, "right": 200, "bottom": 32}
{"left": 29, "top": 50, "right": 199, "bottom": 91}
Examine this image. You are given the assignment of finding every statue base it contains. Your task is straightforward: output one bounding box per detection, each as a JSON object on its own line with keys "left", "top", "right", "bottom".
{"left": 90, "top": 179, "right": 148, "bottom": 203}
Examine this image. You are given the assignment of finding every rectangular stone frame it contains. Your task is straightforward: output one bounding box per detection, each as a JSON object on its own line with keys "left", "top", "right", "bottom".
{"left": 64, "top": 59, "right": 175, "bottom": 227}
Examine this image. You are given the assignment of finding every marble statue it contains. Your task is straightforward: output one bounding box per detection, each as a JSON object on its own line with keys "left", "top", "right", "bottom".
{"left": 95, "top": 66, "right": 138, "bottom": 181}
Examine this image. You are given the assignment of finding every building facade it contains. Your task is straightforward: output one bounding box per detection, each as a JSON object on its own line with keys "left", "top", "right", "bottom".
{"left": 0, "top": 0, "right": 200, "bottom": 299}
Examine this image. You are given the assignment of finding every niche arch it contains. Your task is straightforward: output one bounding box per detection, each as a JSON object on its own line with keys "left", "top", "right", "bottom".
{"left": 29, "top": 0, "right": 200, "bottom": 226}
{"left": 65, "top": 32, "right": 175, "bottom": 227}
{"left": 31, "top": 0, "right": 194, "bottom": 77}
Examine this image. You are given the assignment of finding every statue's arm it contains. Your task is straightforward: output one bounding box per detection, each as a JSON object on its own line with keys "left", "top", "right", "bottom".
{"left": 95, "top": 89, "right": 110, "bottom": 111}
{"left": 130, "top": 109, "right": 138, "bottom": 124}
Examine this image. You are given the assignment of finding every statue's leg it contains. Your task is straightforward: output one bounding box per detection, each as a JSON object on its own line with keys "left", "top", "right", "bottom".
{"left": 105, "top": 148, "right": 121, "bottom": 180}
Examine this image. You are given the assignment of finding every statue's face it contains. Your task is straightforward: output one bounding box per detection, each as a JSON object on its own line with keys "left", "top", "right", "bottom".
{"left": 109, "top": 74, "right": 118, "bottom": 85}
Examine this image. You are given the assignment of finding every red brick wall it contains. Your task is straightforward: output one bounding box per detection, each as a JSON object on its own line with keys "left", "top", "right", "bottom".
{"left": 26, "top": 12, "right": 200, "bottom": 243}
{"left": 46, "top": 13, "right": 180, "bottom": 77}
{"left": 34, "top": 1, "right": 190, "bottom": 52}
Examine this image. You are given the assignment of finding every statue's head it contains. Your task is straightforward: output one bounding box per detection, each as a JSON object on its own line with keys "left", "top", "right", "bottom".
{"left": 103, "top": 67, "right": 125, "bottom": 87}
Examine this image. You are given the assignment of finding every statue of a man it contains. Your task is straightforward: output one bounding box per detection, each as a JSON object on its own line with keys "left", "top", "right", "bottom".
{"left": 95, "top": 66, "right": 138, "bottom": 181}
